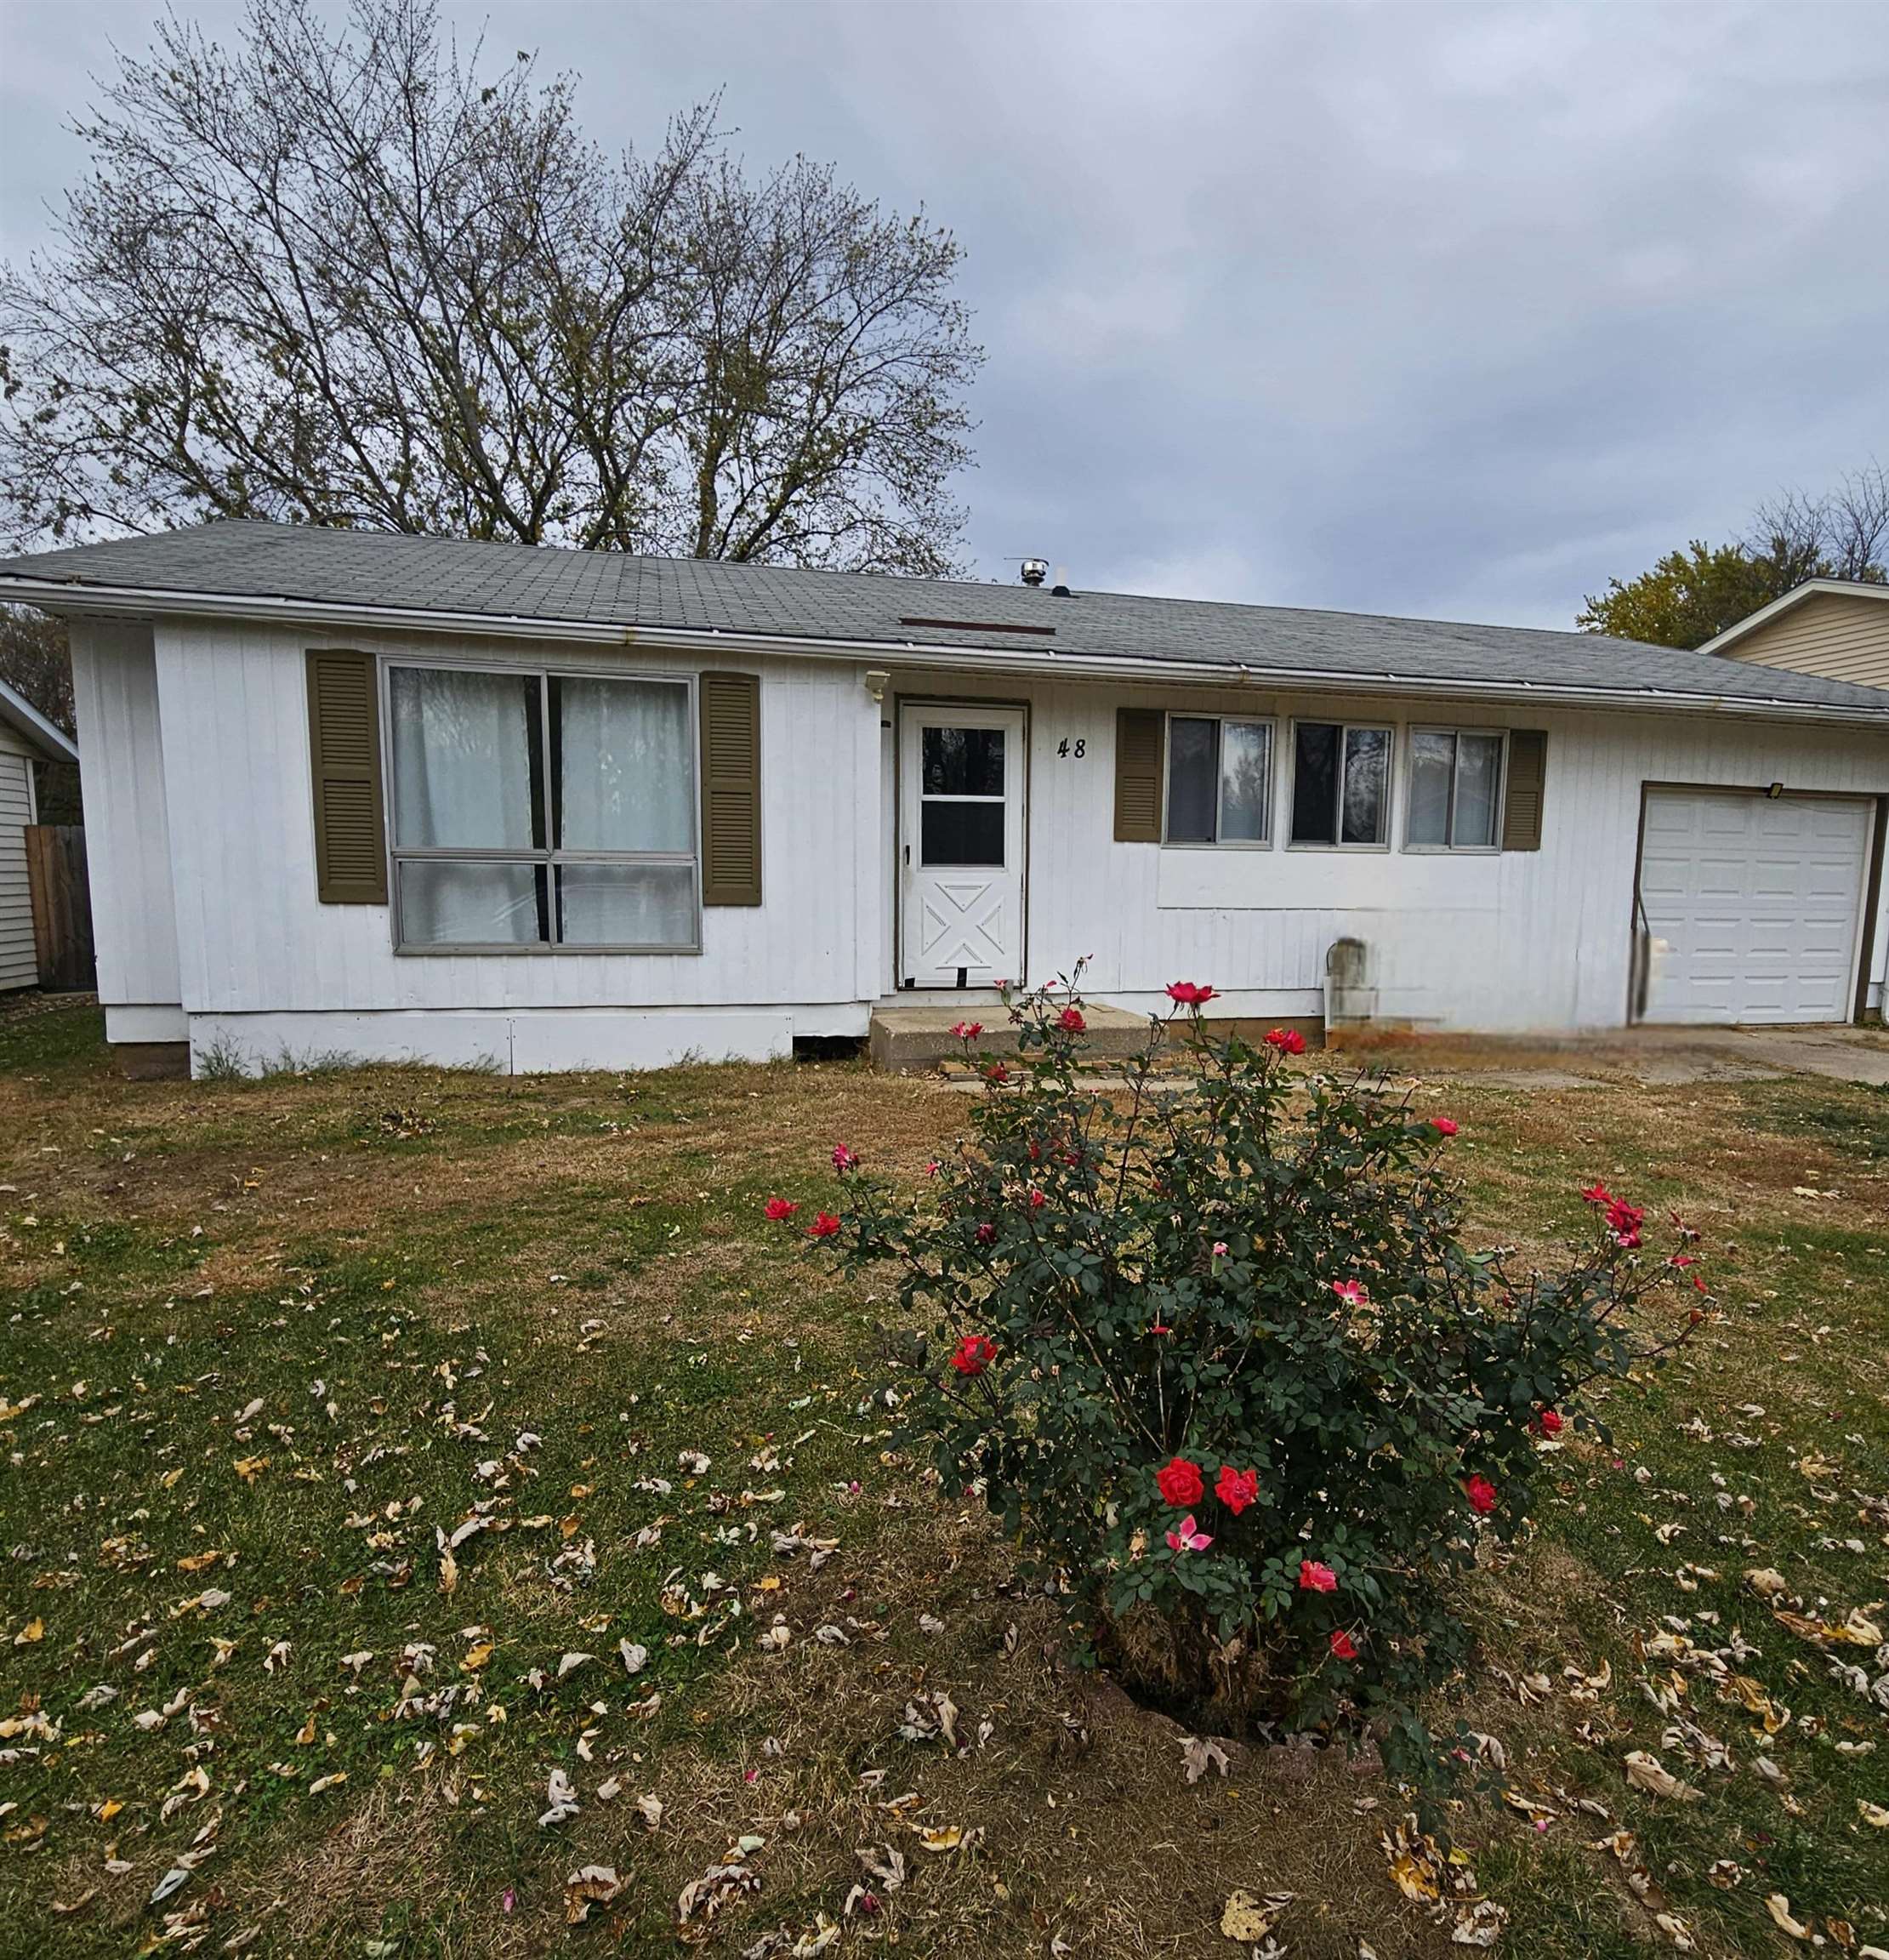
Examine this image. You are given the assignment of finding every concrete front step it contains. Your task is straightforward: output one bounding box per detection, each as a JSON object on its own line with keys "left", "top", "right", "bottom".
{"left": 868, "top": 1000, "right": 1152, "bottom": 1072}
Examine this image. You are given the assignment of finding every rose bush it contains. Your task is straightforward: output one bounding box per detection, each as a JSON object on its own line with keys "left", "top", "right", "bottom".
{"left": 769, "top": 972, "right": 1704, "bottom": 1781}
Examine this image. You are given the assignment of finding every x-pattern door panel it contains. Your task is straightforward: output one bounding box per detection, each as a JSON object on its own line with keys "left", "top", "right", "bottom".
{"left": 899, "top": 706, "right": 1026, "bottom": 988}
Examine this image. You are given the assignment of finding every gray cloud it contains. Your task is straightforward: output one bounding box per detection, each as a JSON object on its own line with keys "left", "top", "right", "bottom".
{"left": 2, "top": 0, "right": 1884, "bottom": 626}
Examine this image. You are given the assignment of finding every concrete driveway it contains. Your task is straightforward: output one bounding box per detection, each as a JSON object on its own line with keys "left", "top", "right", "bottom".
{"left": 1329, "top": 1022, "right": 1889, "bottom": 1089}
{"left": 1624, "top": 1023, "right": 1889, "bottom": 1087}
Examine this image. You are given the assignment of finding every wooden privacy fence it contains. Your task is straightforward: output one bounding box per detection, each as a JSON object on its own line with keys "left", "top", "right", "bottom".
{"left": 26, "top": 825, "right": 95, "bottom": 991}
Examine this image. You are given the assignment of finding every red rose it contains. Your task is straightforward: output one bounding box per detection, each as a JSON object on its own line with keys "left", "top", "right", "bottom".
{"left": 1027, "top": 1187, "right": 1046, "bottom": 1211}
{"left": 949, "top": 1020, "right": 983, "bottom": 1040}
{"left": 984, "top": 1063, "right": 1010, "bottom": 1085}
{"left": 1215, "top": 1466, "right": 1259, "bottom": 1515}
{"left": 806, "top": 1211, "right": 841, "bottom": 1239}
{"left": 950, "top": 1334, "right": 996, "bottom": 1376}
{"left": 1431, "top": 1118, "right": 1458, "bottom": 1137}
{"left": 1263, "top": 1027, "right": 1306, "bottom": 1055}
{"left": 1604, "top": 1198, "right": 1644, "bottom": 1249}
{"left": 1155, "top": 1456, "right": 1204, "bottom": 1507}
{"left": 831, "top": 1142, "right": 858, "bottom": 1173}
{"left": 1299, "top": 1558, "right": 1338, "bottom": 1593}
{"left": 1166, "top": 981, "right": 1217, "bottom": 1006}
{"left": 1058, "top": 1006, "right": 1086, "bottom": 1033}
{"left": 1329, "top": 1629, "right": 1358, "bottom": 1661}
{"left": 975, "top": 1222, "right": 996, "bottom": 1245}
{"left": 1537, "top": 1408, "right": 1564, "bottom": 1436}
{"left": 1465, "top": 1473, "right": 1498, "bottom": 1514}
{"left": 1579, "top": 1182, "right": 1613, "bottom": 1206}
{"left": 764, "top": 1197, "right": 799, "bottom": 1222}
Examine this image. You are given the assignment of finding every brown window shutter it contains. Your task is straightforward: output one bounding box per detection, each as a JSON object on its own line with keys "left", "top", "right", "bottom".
{"left": 1501, "top": 730, "right": 1547, "bottom": 852}
{"left": 305, "top": 649, "right": 387, "bottom": 903}
{"left": 699, "top": 671, "right": 762, "bottom": 906}
{"left": 1113, "top": 707, "right": 1164, "bottom": 842}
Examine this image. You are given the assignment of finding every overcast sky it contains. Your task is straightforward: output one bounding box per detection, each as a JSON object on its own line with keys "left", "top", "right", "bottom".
{"left": 3, "top": 1, "right": 1886, "bottom": 628}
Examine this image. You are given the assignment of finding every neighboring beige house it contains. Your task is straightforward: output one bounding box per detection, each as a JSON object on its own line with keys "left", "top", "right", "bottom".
{"left": 1700, "top": 578, "right": 1889, "bottom": 690}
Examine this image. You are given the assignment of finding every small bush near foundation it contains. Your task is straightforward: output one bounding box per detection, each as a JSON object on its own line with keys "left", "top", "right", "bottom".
{"left": 771, "top": 972, "right": 1705, "bottom": 1783}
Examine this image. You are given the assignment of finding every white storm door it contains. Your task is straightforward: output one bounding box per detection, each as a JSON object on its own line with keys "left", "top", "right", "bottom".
{"left": 1638, "top": 788, "right": 1871, "bottom": 1024}
{"left": 899, "top": 705, "right": 1026, "bottom": 988}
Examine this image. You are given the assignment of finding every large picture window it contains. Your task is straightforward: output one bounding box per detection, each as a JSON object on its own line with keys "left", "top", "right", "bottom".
{"left": 387, "top": 663, "right": 697, "bottom": 952}
{"left": 1289, "top": 721, "right": 1391, "bottom": 846}
{"left": 1164, "top": 715, "right": 1273, "bottom": 845}
{"left": 1406, "top": 728, "right": 1505, "bottom": 850}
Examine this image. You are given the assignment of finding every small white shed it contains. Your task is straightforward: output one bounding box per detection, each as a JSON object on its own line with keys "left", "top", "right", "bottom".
{"left": 0, "top": 680, "right": 81, "bottom": 992}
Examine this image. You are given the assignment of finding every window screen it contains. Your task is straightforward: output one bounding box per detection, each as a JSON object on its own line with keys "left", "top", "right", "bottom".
{"left": 1408, "top": 730, "right": 1503, "bottom": 848}
{"left": 1167, "top": 715, "right": 1272, "bottom": 844}
{"left": 1292, "top": 721, "right": 1390, "bottom": 846}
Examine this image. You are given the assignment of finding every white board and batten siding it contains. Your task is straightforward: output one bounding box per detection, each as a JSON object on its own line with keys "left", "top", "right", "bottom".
{"left": 887, "top": 670, "right": 1889, "bottom": 1033}
{"left": 112, "top": 618, "right": 883, "bottom": 1071}
{"left": 0, "top": 726, "right": 39, "bottom": 991}
{"left": 66, "top": 613, "right": 1889, "bottom": 1074}
{"left": 68, "top": 622, "right": 186, "bottom": 1040}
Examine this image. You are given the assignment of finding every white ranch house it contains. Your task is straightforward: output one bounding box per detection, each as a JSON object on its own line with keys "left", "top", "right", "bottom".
{"left": 1, "top": 522, "right": 1886, "bottom": 1076}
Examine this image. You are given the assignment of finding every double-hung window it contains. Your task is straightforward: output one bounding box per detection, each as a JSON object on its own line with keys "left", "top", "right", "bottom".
{"left": 387, "top": 663, "right": 698, "bottom": 952}
{"left": 1406, "top": 728, "right": 1505, "bottom": 850}
{"left": 1164, "top": 715, "right": 1273, "bottom": 844}
{"left": 1289, "top": 721, "right": 1391, "bottom": 846}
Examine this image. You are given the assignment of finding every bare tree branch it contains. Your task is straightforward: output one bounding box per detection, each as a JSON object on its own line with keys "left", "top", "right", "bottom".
{"left": 0, "top": 0, "right": 980, "bottom": 573}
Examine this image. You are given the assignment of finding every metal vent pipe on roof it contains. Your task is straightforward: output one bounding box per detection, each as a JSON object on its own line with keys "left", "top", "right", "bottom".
{"left": 1020, "top": 557, "right": 1049, "bottom": 586}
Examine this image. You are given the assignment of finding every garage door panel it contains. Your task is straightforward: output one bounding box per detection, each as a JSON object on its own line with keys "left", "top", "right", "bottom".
{"left": 1641, "top": 789, "right": 1869, "bottom": 1026}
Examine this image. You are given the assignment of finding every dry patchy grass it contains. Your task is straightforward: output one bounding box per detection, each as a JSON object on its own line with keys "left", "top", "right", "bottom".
{"left": 1, "top": 1005, "right": 1885, "bottom": 1960}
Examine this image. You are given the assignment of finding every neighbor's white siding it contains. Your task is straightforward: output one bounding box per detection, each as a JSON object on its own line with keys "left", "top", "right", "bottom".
{"left": 0, "top": 731, "right": 37, "bottom": 990}
{"left": 69, "top": 620, "right": 187, "bottom": 1040}
{"left": 148, "top": 618, "right": 883, "bottom": 1070}
{"left": 882, "top": 669, "right": 1889, "bottom": 1033}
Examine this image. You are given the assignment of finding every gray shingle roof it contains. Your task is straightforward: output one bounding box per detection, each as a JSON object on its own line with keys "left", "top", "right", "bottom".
{"left": 3, "top": 519, "right": 1887, "bottom": 716}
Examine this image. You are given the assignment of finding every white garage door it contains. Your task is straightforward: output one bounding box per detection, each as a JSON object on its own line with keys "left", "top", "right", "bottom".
{"left": 1638, "top": 789, "right": 1872, "bottom": 1024}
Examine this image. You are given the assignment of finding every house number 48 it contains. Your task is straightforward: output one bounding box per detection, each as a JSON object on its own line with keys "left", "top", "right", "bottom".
{"left": 1056, "top": 738, "right": 1086, "bottom": 758}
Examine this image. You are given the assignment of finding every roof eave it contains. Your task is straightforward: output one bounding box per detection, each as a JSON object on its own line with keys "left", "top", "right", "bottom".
{"left": 0, "top": 675, "right": 79, "bottom": 763}
{"left": 8, "top": 573, "right": 1889, "bottom": 730}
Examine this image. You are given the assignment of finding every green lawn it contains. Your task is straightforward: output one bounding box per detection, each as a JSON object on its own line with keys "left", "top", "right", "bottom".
{"left": 0, "top": 1003, "right": 1884, "bottom": 1958}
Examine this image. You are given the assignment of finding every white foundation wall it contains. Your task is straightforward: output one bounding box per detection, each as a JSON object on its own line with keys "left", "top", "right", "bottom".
{"left": 144, "top": 619, "right": 885, "bottom": 1074}
{"left": 885, "top": 670, "right": 1889, "bottom": 1033}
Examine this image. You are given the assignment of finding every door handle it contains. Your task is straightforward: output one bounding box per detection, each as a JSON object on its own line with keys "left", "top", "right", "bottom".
{"left": 903, "top": 845, "right": 910, "bottom": 866}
